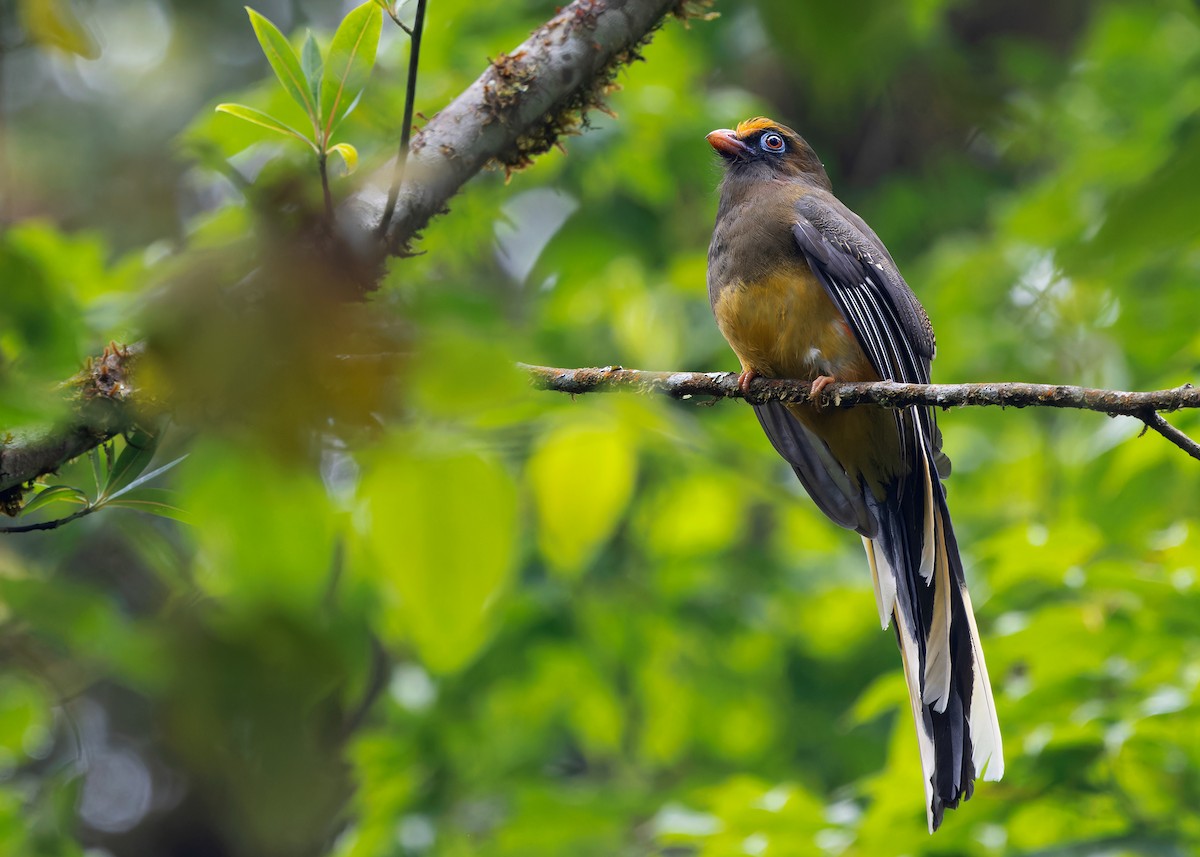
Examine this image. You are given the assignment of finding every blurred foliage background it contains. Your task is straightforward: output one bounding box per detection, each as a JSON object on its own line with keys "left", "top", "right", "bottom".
{"left": 2, "top": 0, "right": 1199, "bottom": 855}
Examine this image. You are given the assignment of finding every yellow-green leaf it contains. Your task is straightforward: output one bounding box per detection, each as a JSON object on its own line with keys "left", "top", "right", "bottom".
{"left": 361, "top": 447, "right": 518, "bottom": 673}
{"left": 19, "top": 0, "right": 100, "bottom": 59}
{"left": 320, "top": 1, "right": 382, "bottom": 140}
{"left": 215, "top": 103, "right": 318, "bottom": 150}
{"left": 528, "top": 421, "right": 637, "bottom": 578}
{"left": 245, "top": 6, "right": 318, "bottom": 128}
{"left": 327, "top": 142, "right": 359, "bottom": 175}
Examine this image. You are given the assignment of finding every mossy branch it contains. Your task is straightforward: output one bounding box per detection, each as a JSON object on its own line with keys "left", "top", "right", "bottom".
{"left": 0, "top": 345, "right": 143, "bottom": 511}
{"left": 521, "top": 364, "right": 1200, "bottom": 461}
{"left": 380, "top": 0, "right": 711, "bottom": 254}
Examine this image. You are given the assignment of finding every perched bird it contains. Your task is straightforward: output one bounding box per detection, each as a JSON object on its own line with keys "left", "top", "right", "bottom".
{"left": 705, "top": 117, "right": 1003, "bottom": 831}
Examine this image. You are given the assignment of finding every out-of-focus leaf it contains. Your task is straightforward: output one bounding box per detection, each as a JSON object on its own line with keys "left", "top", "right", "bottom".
{"left": 528, "top": 420, "right": 637, "bottom": 578}
{"left": 327, "top": 142, "right": 359, "bottom": 175}
{"left": 639, "top": 471, "right": 744, "bottom": 559}
{"left": 181, "top": 445, "right": 336, "bottom": 612}
{"left": 18, "top": 485, "right": 89, "bottom": 517}
{"left": 361, "top": 445, "right": 518, "bottom": 673}
{"left": 215, "top": 103, "right": 318, "bottom": 149}
{"left": 245, "top": 7, "right": 318, "bottom": 126}
{"left": 19, "top": 0, "right": 100, "bottom": 59}
{"left": 319, "top": 1, "right": 382, "bottom": 140}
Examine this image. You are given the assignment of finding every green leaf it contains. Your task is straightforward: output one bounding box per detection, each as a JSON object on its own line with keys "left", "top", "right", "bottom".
{"left": 105, "top": 453, "right": 188, "bottom": 502}
{"left": 245, "top": 6, "right": 318, "bottom": 128}
{"left": 89, "top": 445, "right": 104, "bottom": 494}
{"left": 215, "top": 103, "right": 319, "bottom": 150}
{"left": 528, "top": 421, "right": 637, "bottom": 579}
{"left": 105, "top": 488, "right": 190, "bottom": 523}
{"left": 319, "top": 1, "right": 382, "bottom": 141}
{"left": 101, "top": 429, "right": 159, "bottom": 499}
{"left": 362, "top": 446, "right": 518, "bottom": 673}
{"left": 301, "top": 31, "right": 323, "bottom": 107}
{"left": 19, "top": 485, "right": 89, "bottom": 517}
{"left": 326, "top": 142, "right": 359, "bottom": 175}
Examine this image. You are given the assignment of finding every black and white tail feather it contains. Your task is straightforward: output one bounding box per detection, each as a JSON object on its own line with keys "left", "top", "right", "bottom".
{"left": 750, "top": 189, "right": 1003, "bottom": 831}
{"left": 860, "top": 430, "right": 1004, "bottom": 831}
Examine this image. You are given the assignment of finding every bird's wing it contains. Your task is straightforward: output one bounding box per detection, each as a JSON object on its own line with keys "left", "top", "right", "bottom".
{"left": 792, "top": 191, "right": 934, "bottom": 385}
{"left": 743, "top": 193, "right": 947, "bottom": 538}
{"left": 752, "top": 400, "right": 879, "bottom": 536}
{"left": 790, "top": 192, "right": 946, "bottom": 476}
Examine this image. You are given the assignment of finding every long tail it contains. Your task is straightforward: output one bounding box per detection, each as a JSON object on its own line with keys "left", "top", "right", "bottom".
{"left": 862, "top": 456, "right": 1004, "bottom": 832}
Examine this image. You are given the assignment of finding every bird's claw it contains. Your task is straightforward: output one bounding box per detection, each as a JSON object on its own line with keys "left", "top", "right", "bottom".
{"left": 737, "top": 368, "right": 758, "bottom": 397}
{"left": 810, "top": 375, "right": 835, "bottom": 409}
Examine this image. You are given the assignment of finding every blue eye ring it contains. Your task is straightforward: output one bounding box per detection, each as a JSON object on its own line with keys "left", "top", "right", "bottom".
{"left": 761, "top": 132, "right": 785, "bottom": 152}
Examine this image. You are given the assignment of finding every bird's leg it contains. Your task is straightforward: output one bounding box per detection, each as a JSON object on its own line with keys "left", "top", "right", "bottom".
{"left": 737, "top": 367, "right": 759, "bottom": 397}
{"left": 810, "top": 375, "right": 835, "bottom": 409}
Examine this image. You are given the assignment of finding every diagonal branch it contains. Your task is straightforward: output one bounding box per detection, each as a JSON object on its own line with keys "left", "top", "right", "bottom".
{"left": 522, "top": 364, "right": 1200, "bottom": 460}
{"left": 2, "top": 2, "right": 712, "bottom": 516}
{"left": 1139, "top": 410, "right": 1200, "bottom": 461}
{"left": 380, "top": 0, "right": 708, "bottom": 254}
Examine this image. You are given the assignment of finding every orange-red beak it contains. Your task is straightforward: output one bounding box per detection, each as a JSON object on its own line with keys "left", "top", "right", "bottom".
{"left": 707, "top": 128, "right": 751, "bottom": 158}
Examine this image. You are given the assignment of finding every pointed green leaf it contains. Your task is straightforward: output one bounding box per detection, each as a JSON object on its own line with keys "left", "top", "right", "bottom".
{"left": 245, "top": 6, "right": 318, "bottom": 128}
{"left": 327, "top": 142, "right": 359, "bottom": 175}
{"left": 102, "top": 430, "right": 159, "bottom": 499}
{"left": 215, "top": 103, "right": 319, "bottom": 150}
{"left": 301, "top": 31, "right": 323, "bottom": 107}
{"left": 319, "top": 1, "right": 382, "bottom": 141}
{"left": 105, "top": 488, "right": 190, "bottom": 523}
{"left": 19, "top": 485, "right": 90, "bottom": 517}
{"left": 106, "top": 453, "right": 189, "bottom": 502}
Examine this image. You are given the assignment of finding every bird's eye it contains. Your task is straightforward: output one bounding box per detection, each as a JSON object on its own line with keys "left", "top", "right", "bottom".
{"left": 761, "top": 133, "right": 785, "bottom": 152}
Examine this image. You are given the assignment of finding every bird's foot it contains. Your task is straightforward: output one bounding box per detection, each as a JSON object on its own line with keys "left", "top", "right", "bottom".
{"left": 810, "top": 375, "right": 835, "bottom": 409}
{"left": 737, "top": 368, "right": 758, "bottom": 397}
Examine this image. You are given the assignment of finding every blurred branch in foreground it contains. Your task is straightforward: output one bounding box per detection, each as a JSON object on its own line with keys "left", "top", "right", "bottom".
{"left": 523, "top": 364, "right": 1200, "bottom": 461}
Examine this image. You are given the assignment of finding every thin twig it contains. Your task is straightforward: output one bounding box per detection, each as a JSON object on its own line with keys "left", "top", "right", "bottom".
{"left": 377, "top": 0, "right": 428, "bottom": 237}
{"left": 0, "top": 505, "right": 96, "bottom": 533}
{"left": 386, "top": 8, "right": 413, "bottom": 35}
{"left": 1140, "top": 410, "right": 1200, "bottom": 462}
{"left": 340, "top": 635, "right": 392, "bottom": 739}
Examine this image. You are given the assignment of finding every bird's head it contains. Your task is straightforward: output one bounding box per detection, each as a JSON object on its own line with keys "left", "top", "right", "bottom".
{"left": 706, "top": 117, "right": 830, "bottom": 188}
